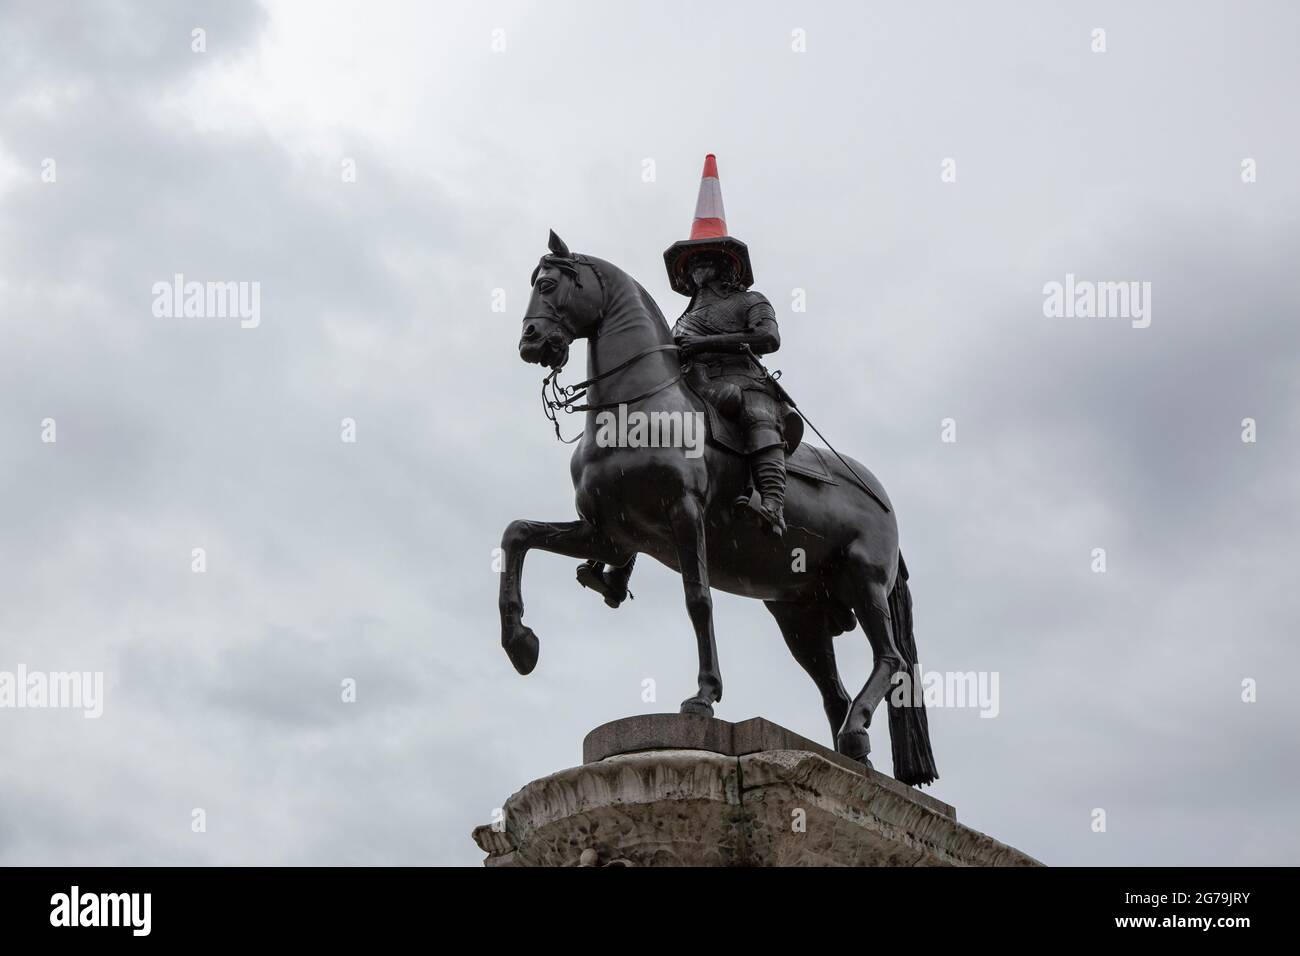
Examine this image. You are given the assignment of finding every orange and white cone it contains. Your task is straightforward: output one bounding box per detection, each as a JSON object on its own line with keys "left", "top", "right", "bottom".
{"left": 689, "top": 154, "right": 728, "bottom": 240}
{"left": 663, "top": 153, "right": 754, "bottom": 295}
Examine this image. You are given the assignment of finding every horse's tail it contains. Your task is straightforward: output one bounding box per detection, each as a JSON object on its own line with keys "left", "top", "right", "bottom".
{"left": 886, "top": 552, "right": 940, "bottom": 787}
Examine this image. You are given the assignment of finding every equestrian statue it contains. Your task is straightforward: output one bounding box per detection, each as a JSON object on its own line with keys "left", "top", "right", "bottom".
{"left": 499, "top": 154, "right": 938, "bottom": 786}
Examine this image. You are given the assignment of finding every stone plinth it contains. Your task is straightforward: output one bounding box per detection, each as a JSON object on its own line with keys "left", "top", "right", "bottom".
{"left": 471, "top": 714, "right": 1041, "bottom": 867}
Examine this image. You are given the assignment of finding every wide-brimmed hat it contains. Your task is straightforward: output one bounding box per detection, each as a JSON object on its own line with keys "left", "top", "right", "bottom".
{"left": 663, "top": 154, "right": 754, "bottom": 295}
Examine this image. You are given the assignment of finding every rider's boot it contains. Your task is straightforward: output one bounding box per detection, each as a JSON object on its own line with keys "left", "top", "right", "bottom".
{"left": 733, "top": 445, "right": 787, "bottom": 536}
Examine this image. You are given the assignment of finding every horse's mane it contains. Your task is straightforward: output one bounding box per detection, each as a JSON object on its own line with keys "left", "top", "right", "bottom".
{"left": 585, "top": 254, "right": 671, "bottom": 335}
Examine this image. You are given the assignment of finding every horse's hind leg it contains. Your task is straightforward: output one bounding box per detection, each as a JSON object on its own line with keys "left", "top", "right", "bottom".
{"left": 765, "top": 601, "right": 851, "bottom": 747}
{"left": 498, "top": 518, "right": 625, "bottom": 675}
{"left": 836, "top": 553, "right": 903, "bottom": 767}
{"left": 668, "top": 496, "right": 722, "bottom": 716}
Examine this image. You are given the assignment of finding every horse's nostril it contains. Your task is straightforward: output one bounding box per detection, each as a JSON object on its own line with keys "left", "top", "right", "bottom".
{"left": 523, "top": 324, "right": 537, "bottom": 339}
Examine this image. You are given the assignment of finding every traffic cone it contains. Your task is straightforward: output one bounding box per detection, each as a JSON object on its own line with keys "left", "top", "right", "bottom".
{"left": 663, "top": 154, "right": 754, "bottom": 295}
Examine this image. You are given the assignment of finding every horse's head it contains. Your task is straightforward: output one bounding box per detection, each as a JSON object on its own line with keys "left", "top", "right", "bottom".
{"left": 519, "top": 230, "right": 604, "bottom": 369}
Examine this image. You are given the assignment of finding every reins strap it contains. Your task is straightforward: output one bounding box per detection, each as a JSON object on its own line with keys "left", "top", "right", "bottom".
{"left": 540, "top": 344, "right": 682, "bottom": 444}
{"left": 568, "top": 372, "right": 682, "bottom": 413}
{"left": 567, "top": 344, "right": 680, "bottom": 390}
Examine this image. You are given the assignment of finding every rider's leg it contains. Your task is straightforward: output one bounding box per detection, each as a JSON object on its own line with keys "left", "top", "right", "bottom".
{"left": 751, "top": 444, "right": 788, "bottom": 533}
{"left": 731, "top": 389, "right": 788, "bottom": 534}
{"left": 733, "top": 444, "right": 787, "bottom": 535}
{"left": 731, "top": 410, "right": 786, "bottom": 537}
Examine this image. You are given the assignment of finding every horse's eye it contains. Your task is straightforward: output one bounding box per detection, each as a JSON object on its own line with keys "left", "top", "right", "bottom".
{"left": 538, "top": 279, "right": 556, "bottom": 294}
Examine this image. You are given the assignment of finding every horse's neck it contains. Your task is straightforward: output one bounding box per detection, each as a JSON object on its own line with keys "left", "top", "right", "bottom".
{"left": 586, "top": 285, "right": 678, "bottom": 387}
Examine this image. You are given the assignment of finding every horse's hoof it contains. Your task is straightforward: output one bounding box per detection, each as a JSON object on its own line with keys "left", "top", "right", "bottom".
{"left": 836, "top": 728, "right": 872, "bottom": 766}
{"left": 502, "top": 623, "right": 539, "bottom": 675}
{"left": 679, "top": 697, "right": 714, "bottom": 717}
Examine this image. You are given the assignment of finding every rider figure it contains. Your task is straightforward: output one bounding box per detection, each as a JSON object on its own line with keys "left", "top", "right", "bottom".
{"left": 575, "top": 154, "right": 789, "bottom": 608}
{"left": 670, "top": 251, "right": 788, "bottom": 536}
{"left": 663, "top": 153, "right": 788, "bottom": 536}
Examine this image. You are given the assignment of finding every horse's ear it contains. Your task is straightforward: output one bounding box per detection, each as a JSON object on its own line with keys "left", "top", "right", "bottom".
{"left": 547, "top": 229, "right": 570, "bottom": 258}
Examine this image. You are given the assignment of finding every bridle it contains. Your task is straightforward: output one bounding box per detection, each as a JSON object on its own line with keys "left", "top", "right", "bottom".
{"left": 531, "top": 257, "right": 682, "bottom": 444}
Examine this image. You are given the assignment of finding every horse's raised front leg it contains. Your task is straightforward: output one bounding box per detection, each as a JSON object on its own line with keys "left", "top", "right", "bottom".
{"left": 668, "top": 496, "right": 722, "bottom": 716}
{"left": 498, "top": 519, "right": 621, "bottom": 675}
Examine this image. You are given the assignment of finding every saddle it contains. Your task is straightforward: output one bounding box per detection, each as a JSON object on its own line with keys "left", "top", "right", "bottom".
{"left": 683, "top": 378, "right": 839, "bottom": 486}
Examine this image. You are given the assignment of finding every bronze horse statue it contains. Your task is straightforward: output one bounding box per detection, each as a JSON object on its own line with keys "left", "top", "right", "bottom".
{"left": 499, "top": 232, "right": 938, "bottom": 786}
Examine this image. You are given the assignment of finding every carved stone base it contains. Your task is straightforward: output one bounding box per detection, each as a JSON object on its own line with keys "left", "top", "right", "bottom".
{"left": 472, "top": 715, "right": 1041, "bottom": 867}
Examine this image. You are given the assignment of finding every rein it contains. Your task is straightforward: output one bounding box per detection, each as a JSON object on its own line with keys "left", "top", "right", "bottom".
{"left": 542, "top": 344, "right": 681, "bottom": 444}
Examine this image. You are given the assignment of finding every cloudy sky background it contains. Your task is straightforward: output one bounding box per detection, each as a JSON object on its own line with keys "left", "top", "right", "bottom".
{"left": 1, "top": 0, "right": 1297, "bottom": 865}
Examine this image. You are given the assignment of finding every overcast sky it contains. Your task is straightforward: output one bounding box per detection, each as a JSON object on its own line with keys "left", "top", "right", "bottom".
{"left": 1, "top": 0, "right": 1297, "bottom": 866}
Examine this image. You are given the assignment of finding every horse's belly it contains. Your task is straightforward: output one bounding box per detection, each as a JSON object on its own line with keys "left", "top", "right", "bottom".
{"left": 709, "top": 527, "right": 841, "bottom": 600}
{"left": 634, "top": 552, "right": 820, "bottom": 602}
{"left": 628, "top": 518, "right": 840, "bottom": 602}
{"left": 702, "top": 568, "right": 816, "bottom": 602}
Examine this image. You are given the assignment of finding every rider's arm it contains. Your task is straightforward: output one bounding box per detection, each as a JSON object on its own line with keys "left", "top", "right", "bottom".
{"left": 743, "top": 298, "right": 780, "bottom": 354}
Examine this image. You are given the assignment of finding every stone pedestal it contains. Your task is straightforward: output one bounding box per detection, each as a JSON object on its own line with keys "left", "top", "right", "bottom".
{"left": 472, "top": 715, "right": 1041, "bottom": 867}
